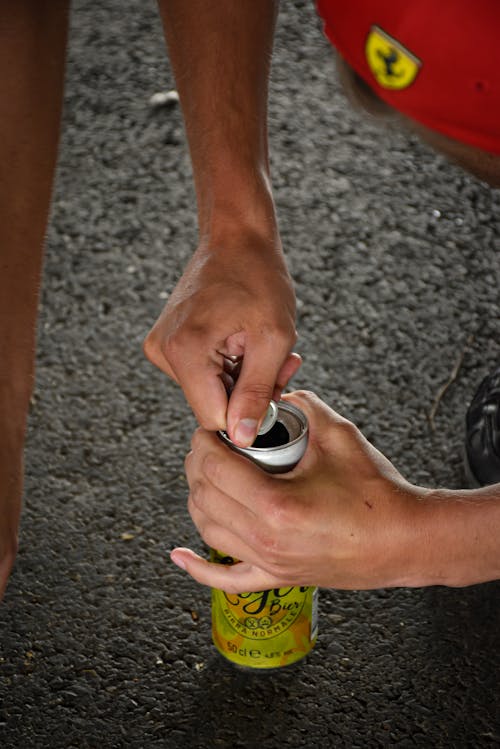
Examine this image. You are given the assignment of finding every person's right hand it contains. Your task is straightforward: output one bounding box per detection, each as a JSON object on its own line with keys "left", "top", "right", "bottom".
{"left": 144, "top": 229, "right": 301, "bottom": 446}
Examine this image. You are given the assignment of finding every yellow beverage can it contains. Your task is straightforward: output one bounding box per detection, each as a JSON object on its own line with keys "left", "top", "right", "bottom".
{"left": 211, "top": 549, "right": 318, "bottom": 669}
{"left": 213, "top": 400, "right": 318, "bottom": 669}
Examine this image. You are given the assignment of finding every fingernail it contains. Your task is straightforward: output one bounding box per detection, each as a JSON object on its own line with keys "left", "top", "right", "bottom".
{"left": 170, "top": 551, "right": 186, "bottom": 570}
{"left": 234, "top": 418, "right": 258, "bottom": 447}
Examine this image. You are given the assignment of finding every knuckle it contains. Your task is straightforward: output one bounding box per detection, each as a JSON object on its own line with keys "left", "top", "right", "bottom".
{"left": 190, "top": 427, "right": 205, "bottom": 452}
{"left": 257, "top": 320, "right": 281, "bottom": 342}
{"left": 195, "top": 413, "right": 224, "bottom": 432}
{"left": 188, "top": 480, "right": 205, "bottom": 511}
{"left": 158, "top": 323, "right": 194, "bottom": 363}
{"left": 293, "top": 389, "right": 319, "bottom": 405}
{"left": 161, "top": 319, "right": 209, "bottom": 359}
{"left": 248, "top": 525, "right": 283, "bottom": 565}
{"left": 262, "top": 543, "right": 283, "bottom": 568}
{"left": 274, "top": 320, "right": 297, "bottom": 346}
{"left": 143, "top": 328, "right": 179, "bottom": 381}
{"left": 201, "top": 451, "right": 223, "bottom": 485}
{"left": 237, "top": 382, "right": 274, "bottom": 406}
{"left": 187, "top": 497, "right": 198, "bottom": 527}
{"left": 142, "top": 330, "right": 160, "bottom": 364}
{"left": 184, "top": 449, "right": 193, "bottom": 473}
{"left": 198, "top": 524, "right": 217, "bottom": 549}
{"left": 335, "top": 417, "right": 359, "bottom": 440}
{"left": 159, "top": 331, "right": 182, "bottom": 362}
{"left": 264, "top": 487, "right": 297, "bottom": 531}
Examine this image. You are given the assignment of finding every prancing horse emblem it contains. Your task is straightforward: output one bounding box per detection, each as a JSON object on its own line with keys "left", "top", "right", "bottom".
{"left": 365, "top": 25, "right": 421, "bottom": 90}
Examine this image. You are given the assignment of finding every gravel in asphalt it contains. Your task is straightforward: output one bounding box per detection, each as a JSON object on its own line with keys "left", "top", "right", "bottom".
{"left": 1, "top": 2, "right": 499, "bottom": 747}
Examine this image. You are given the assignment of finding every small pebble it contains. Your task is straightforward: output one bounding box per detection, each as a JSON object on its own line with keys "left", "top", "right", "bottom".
{"left": 149, "top": 90, "right": 180, "bottom": 107}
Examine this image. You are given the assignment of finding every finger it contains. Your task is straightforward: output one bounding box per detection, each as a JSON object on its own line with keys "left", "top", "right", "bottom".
{"left": 220, "top": 353, "right": 243, "bottom": 382}
{"left": 222, "top": 353, "right": 299, "bottom": 401}
{"left": 188, "top": 430, "right": 275, "bottom": 514}
{"left": 283, "top": 389, "right": 354, "bottom": 439}
{"left": 226, "top": 338, "right": 293, "bottom": 447}
{"left": 186, "top": 439, "right": 274, "bottom": 567}
{"left": 174, "top": 353, "right": 229, "bottom": 430}
{"left": 144, "top": 331, "right": 229, "bottom": 430}
{"left": 219, "top": 370, "right": 235, "bottom": 394}
{"left": 283, "top": 390, "right": 372, "bottom": 463}
{"left": 188, "top": 514, "right": 268, "bottom": 573}
{"left": 218, "top": 354, "right": 244, "bottom": 395}
{"left": 186, "top": 434, "right": 270, "bottom": 558}
{"left": 283, "top": 389, "right": 346, "bottom": 428}
{"left": 143, "top": 331, "right": 178, "bottom": 381}
{"left": 170, "top": 548, "right": 282, "bottom": 593}
{"left": 272, "top": 352, "right": 302, "bottom": 401}
{"left": 187, "top": 480, "right": 261, "bottom": 557}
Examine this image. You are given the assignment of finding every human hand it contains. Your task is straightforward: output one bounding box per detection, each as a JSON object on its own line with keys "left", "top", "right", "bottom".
{"left": 172, "top": 390, "right": 429, "bottom": 592}
{"left": 144, "top": 231, "right": 301, "bottom": 446}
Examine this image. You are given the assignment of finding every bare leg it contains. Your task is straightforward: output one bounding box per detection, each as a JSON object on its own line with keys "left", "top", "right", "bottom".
{"left": 0, "top": 0, "right": 69, "bottom": 598}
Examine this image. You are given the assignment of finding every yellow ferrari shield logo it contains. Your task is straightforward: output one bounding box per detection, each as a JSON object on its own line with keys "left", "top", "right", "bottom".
{"left": 365, "top": 25, "right": 421, "bottom": 90}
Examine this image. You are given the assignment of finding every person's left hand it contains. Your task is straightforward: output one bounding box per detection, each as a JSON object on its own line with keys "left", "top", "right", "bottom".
{"left": 171, "top": 390, "right": 429, "bottom": 592}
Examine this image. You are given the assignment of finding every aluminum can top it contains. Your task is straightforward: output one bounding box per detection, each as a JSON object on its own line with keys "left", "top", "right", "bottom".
{"left": 218, "top": 400, "right": 308, "bottom": 474}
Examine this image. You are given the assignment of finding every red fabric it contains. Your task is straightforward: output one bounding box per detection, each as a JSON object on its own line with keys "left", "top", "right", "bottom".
{"left": 316, "top": 0, "right": 500, "bottom": 155}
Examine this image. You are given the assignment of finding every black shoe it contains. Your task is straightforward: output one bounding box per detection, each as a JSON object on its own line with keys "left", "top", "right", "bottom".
{"left": 464, "top": 367, "right": 500, "bottom": 487}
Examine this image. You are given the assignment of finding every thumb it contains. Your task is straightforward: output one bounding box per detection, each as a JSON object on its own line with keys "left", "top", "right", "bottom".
{"left": 170, "top": 548, "right": 280, "bottom": 593}
{"left": 284, "top": 390, "right": 384, "bottom": 475}
{"left": 283, "top": 390, "right": 353, "bottom": 453}
{"left": 226, "top": 344, "right": 287, "bottom": 448}
{"left": 226, "top": 352, "right": 302, "bottom": 445}
{"left": 283, "top": 389, "right": 343, "bottom": 429}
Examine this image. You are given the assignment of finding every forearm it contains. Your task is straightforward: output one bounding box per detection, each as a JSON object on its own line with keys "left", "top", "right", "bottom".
{"left": 405, "top": 485, "right": 500, "bottom": 588}
{"left": 157, "top": 0, "right": 280, "bottom": 240}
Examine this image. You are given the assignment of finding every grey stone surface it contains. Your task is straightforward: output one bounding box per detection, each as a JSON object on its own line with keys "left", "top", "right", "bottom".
{"left": 1, "top": 1, "right": 499, "bottom": 747}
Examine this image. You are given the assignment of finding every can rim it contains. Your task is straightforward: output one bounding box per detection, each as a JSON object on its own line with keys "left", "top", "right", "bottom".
{"left": 219, "top": 400, "right": 308, "bottom": 452}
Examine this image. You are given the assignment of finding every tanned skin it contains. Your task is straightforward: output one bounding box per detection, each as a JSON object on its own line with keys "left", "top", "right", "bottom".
{"left": 2, "top": 1, "right": 499, "bottom": 599}
{"left": 0, "top": 1, "right": 69, "bottom": 599}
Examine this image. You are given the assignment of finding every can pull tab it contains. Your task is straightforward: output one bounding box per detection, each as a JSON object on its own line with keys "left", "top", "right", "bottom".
{"left": 257, "top": 400, "right": 279, "bottom": 436}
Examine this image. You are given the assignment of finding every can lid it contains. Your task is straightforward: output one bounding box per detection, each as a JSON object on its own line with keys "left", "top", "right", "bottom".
{"left": 257, "top": 400, "right": 279, "bottom": 436}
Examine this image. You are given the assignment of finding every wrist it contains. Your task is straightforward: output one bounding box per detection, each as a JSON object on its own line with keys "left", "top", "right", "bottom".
{"left": 398, "top": 485, "right": 500, "bottom": 588}
{"left": 196, "top": 166, "right": 279, "bottom": 246}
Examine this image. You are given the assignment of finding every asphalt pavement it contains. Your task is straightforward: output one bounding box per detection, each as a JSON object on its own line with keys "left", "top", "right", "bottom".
{"left": 1, "top": 1, "right": 499, "bottom": 747}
